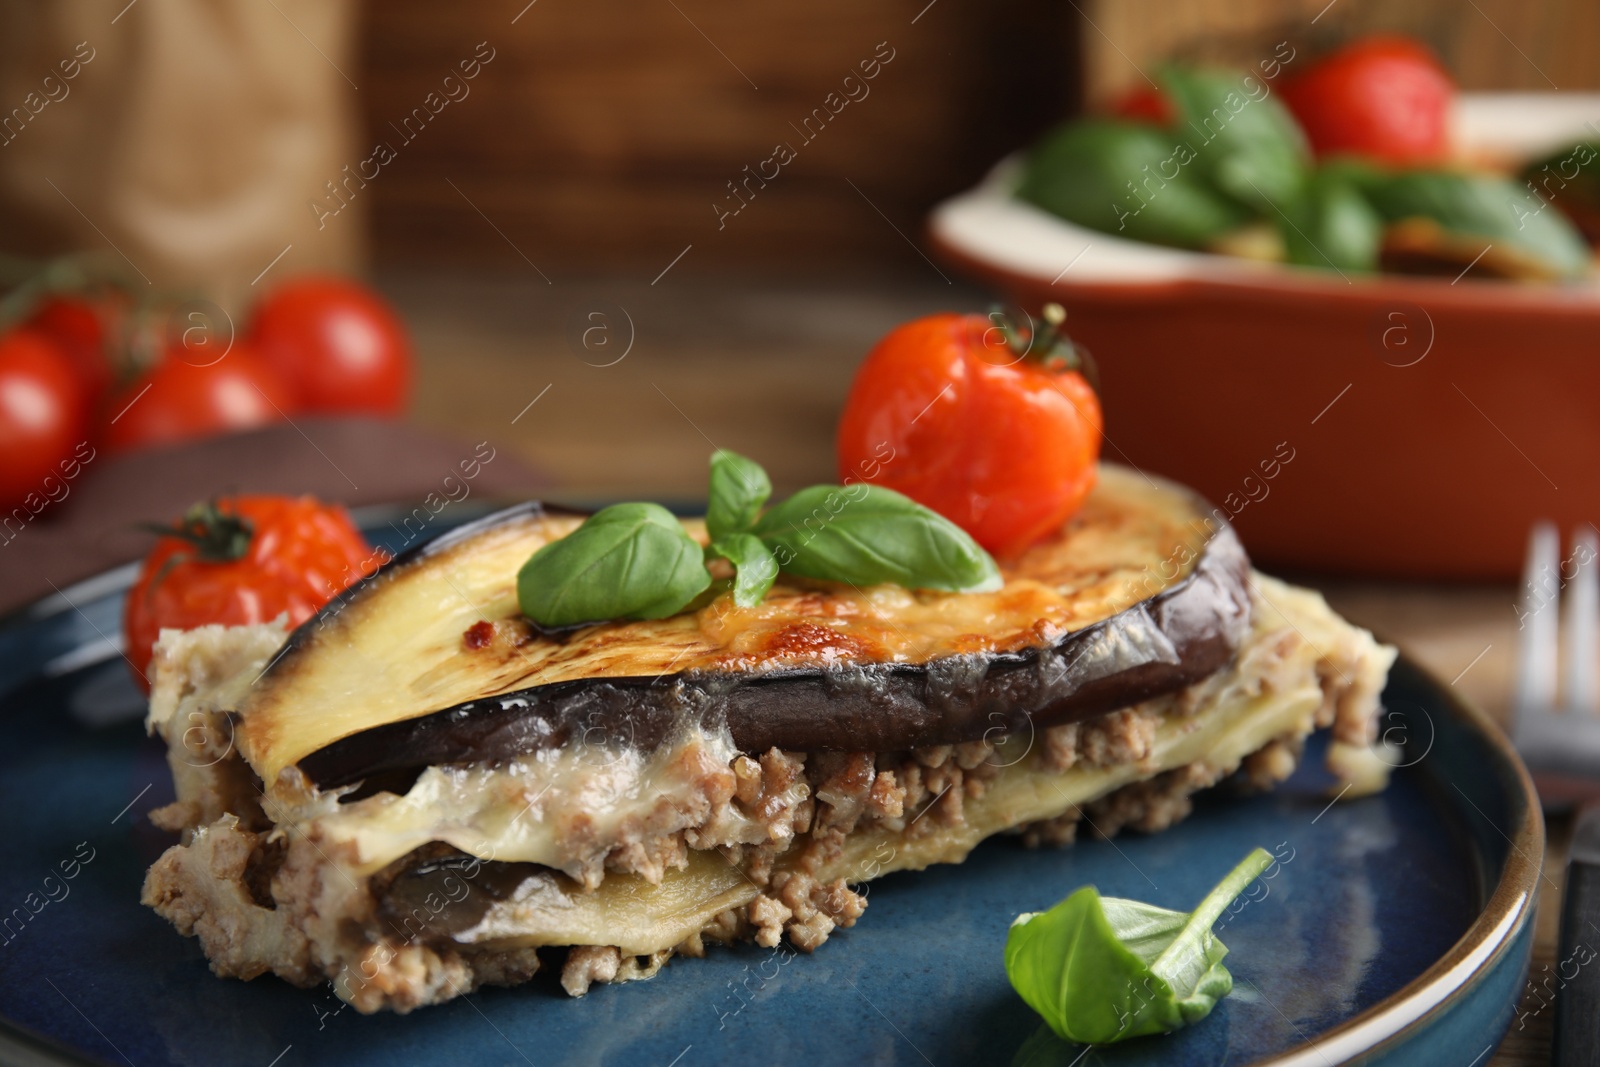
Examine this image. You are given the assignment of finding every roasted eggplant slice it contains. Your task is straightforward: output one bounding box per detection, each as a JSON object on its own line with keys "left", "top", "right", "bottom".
{"left": 236, "top": 466, "right": 1252, "bottom": 788}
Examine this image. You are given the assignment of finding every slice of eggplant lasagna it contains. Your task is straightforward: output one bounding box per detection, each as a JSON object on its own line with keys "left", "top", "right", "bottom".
{"left": 142, "top": 466, "right": 1395, "bottom": 1011}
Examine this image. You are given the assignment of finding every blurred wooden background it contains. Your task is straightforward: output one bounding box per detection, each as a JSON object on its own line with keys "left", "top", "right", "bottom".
{"left": 1084, "top": 0, "right": 1600, "bottom": 100}
{"left": 359, "top": 0, "right": 1079, "bottom": 275}
{"left": 2, "top": 0, "right": 1590, "bottom": 288}
{"left": 357, "top": 0, "right": 1598, "bottom": 277}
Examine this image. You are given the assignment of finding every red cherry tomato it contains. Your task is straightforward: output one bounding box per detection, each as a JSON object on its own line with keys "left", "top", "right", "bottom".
{"left": 1281, "top": 36, "right": 1455, "bottom": 165}
{"left": 124, "top": 495, "right": 381, "bottom": 689}
{"left": 0, "top": 329, "right": 88, "bottom": 511}
{"left": 104, "top": 344, "right": 294, "bottom": 452}
{"left": 25, "top": 295, "right": 116, "bottom": 408}
{"left": 837, "top": 312, "right": 1103, "bottom": 559}
{"left": 247, "top": 277, "right": 412, "bottom": 415}
{"left": 1108, "top": 84, "right": 1174, "bottom": 126}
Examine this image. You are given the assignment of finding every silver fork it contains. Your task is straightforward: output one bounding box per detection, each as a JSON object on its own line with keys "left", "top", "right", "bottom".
{"left": 1511, "top": 521, "right": 1600, "bottom": 1065}
{"left": 1514, "top": 522, "right": 1600, "bottom": 800}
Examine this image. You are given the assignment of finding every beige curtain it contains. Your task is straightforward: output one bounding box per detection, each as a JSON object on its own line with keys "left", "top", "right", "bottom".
{"left": 0, "top": 0, "right": 364, "bottom": 315}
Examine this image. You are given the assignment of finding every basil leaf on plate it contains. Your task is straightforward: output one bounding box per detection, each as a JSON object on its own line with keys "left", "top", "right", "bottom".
{"left": 755, "top": 484, "right": 1001, "bottom": 593}
{"left": 1364, "top": 169, "right": 1591, "bottom": 280}
{"left": 1005, "top": 847, "right": 1272, "bottom": 1045}
{"left": 707, "top": 449, "right": 771, "bottom": 543}
{"left": 517, "top": 502, "right": 711, "bottom": 627}
{"left": 1017, "top": 119, "right": 1252, "bottom": 249}
{"left": 1159, "top": 66, "right": 1308, "bottom": 214}
{"left": 708, "top": 532, "right": 779, "bottom": 608}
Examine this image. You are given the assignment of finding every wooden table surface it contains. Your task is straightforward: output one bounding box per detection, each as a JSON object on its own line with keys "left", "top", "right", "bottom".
{"left": 390, "top": 269, "right": 1556, "bottom": 1066}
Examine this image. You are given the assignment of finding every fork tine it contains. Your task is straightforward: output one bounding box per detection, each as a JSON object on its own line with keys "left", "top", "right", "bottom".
{"left": 1566, "top": 525, "right": 1600, "bottom": 714}
{"left": 1514, "top": 522, "right": 1560, "bottom": 726}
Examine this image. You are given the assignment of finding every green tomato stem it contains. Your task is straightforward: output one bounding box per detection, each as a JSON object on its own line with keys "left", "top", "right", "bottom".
{"left": 1150, "top": 847, "right": 1273, "bottom": 987}
{"left": 988, "top": 302, "right": 1099, "bottom": 392}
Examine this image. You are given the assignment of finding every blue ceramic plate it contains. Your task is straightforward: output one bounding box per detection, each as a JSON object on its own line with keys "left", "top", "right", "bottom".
{"left": 0, "top": 508, "right": 1542, "bottom": 1067}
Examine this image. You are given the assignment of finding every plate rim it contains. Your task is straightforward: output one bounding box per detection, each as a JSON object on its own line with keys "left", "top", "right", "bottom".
{"left": 1250, "top": 653, "right": 1543, "bottom": 1066}
{"left": 0, "top": 533, "right": 1543, "bottom": 1067}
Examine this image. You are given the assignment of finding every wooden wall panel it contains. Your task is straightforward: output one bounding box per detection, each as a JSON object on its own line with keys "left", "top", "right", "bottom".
{"left": 358, "top": 0, "right": 1080, "bottom": 274}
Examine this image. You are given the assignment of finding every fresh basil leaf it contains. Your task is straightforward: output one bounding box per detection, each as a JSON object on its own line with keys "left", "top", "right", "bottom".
{"left": 1160, "top": 66, "right": 1309, "bottom": 214}
{"left": 1017, "top": 119, "right": 1253, "bottom": 249}
{"left": 1006, "top": 886, "right": 1184, "bottom": 1044}
{"left": 708, "top": 532, "right": 779, "bottom": 608}
{"left": 1364, "top": 169, "right": 1591, "bottom": 279}
{"left": 517, "top": 502, "right": 710, "bottom": 627}
{"left": 1279, "top": 166, "right": 1383, "bottom": 272}
{"left": 707, "top": 449, "right": 772, "bottom": 543}
{"left": 1005, "top": 848, "right": 1272, "bottom": 1045}
{"left": 755, "top": 484, "right": 1001, "bottom": 593}
{"left": 1145, "top": 850, "right": 1268, "bottom": 1008}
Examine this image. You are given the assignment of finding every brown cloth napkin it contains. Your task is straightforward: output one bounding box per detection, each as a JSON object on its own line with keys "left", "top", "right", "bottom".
{"left": 0, "top": 419, "right": 546, "bottom": 615}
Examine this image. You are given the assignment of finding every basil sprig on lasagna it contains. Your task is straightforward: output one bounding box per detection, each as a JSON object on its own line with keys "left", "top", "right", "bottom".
{"left": 516, "top": 450, "right": 1001, "bottom": 628}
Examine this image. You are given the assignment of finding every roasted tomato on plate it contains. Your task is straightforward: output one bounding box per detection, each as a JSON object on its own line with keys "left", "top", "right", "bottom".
{"left": 837, "top": 306, "right": 1103, "bottom": 559}
{"left": 123, "top": 495, "right": 380, "bottom": 688}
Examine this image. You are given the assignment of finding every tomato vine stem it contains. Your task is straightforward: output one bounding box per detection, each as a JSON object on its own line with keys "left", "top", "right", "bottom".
{"left": 990, "top": 301, "right": 1100, "bottom": 392}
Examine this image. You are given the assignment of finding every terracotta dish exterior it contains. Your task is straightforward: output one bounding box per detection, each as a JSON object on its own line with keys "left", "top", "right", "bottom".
{"left": 929, "top": 92, "right": 1600, "bottom": 579}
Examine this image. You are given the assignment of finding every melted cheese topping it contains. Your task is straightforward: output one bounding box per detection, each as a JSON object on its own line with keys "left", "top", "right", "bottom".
{"left": 235, "top": 465, "right": 1222, "bottom": 783}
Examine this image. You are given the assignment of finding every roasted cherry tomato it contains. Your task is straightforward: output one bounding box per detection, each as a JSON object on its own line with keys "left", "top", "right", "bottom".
{"left": 1108, "top": 83, "right": 1174, "bottom": 127}
{"left": 836, "top": 308, "right": 1102, "bottom": 559}
{"left": 104, "top": 343, "right": 294, "bottom": 452}
{"left": 1281, "top": 36, "right": 1454, "bottom": 165}
{"left": 0, "top": 329, "right": 89, "bottom": 512}
{"left": 124, "top": 496, "right": 380, "bottom": 688}
{"left": 247, "top": 276, "right": 412, "bottom": 415}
